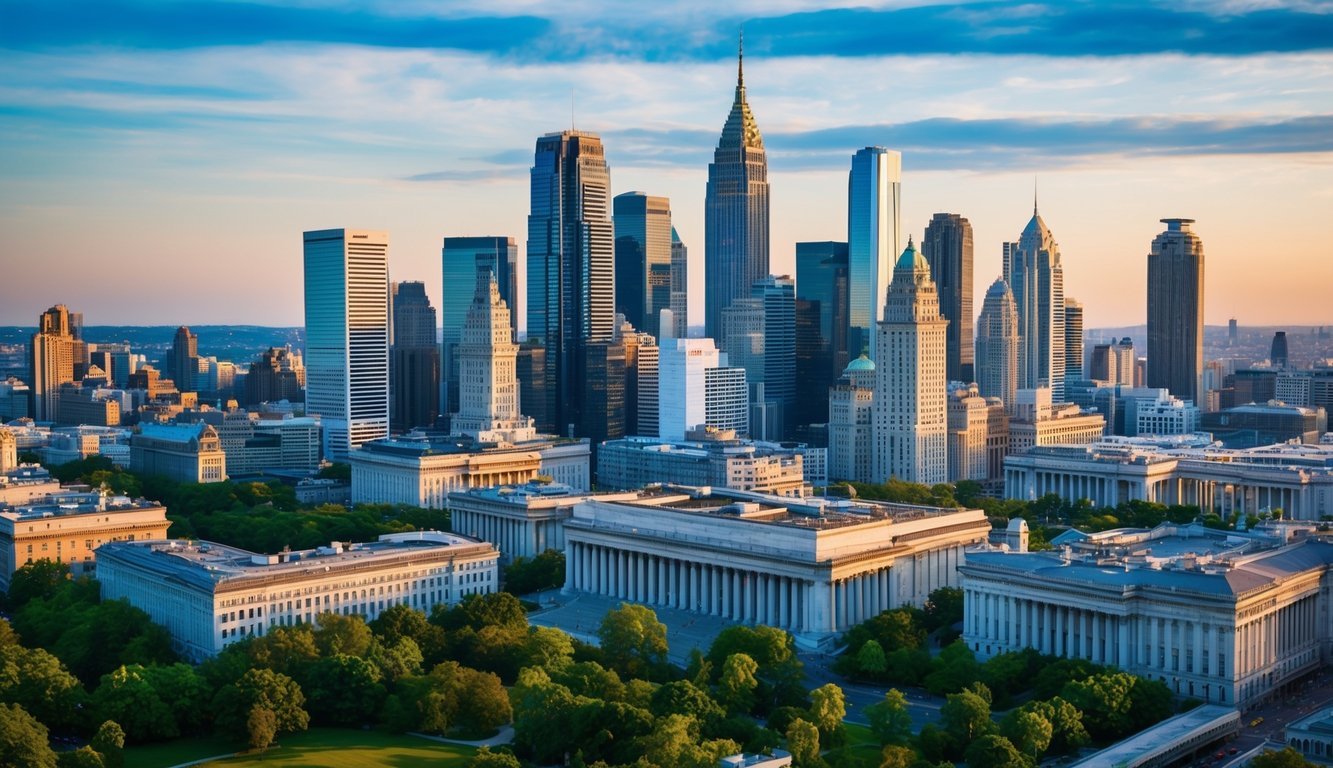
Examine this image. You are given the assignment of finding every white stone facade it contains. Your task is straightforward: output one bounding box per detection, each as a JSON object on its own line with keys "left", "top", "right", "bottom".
{"left": 447, "top": 483, "right": 641, "bottom": 566}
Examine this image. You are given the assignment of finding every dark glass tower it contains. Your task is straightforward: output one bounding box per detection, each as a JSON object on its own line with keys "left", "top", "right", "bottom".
{"left": 389, "top": 281, "right": 439, "bottom": 432}
{"left": 1271, "top": 332, "right": 1289, "bottom": 370}
{"left": 794, "top": 241, "right": 849, "bottom": 428}
{"left": 704, "top": 38, "right": 769, "bottom": 340}
{"left": 526, "top": 131, "right": 618, "bottom": 439}
{"left": 441, "top": 236, "right": 517, "bottom": 418}
{"left": 170, "top": 326, "right": 199, "bottom": 392}
{"left": 613, "top": 192, "right": 674, "bottom": 337}
{"left": 923, "top": 213, "right": 974, "bottom": 383}
{"left": 1146, "top": 218, "right": 1205, "bottom": 403}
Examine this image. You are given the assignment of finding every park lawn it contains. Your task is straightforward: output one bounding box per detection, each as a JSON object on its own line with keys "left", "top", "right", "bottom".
{"left": 120, "top": 735, "right": 238, "bottom": 768}
{"left": 124, "top": 729, "right": 477, "bottom": 768}
{"left": 843, "top": 723, "right": 879, "bottom": 749}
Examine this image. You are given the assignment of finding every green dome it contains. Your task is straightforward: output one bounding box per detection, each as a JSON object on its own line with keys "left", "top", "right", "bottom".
{"left": 845, "top": 354, "right": 875, "bottom": 373}
{"left": 895, "top": 236, "right": 928, "bottom": 270}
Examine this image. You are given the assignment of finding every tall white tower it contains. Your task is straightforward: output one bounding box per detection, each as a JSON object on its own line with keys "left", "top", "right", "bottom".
{"left": 451, "top": 268, "right": 537, "bottom": 445}
{"left": 873, "top": 238, "right": 948, "bottom": 484}
{"left": 847, "top": 147, "right": 902, "bottom": 359}
{"left": 303, "top": 229, "right": 389, "bottom": 460}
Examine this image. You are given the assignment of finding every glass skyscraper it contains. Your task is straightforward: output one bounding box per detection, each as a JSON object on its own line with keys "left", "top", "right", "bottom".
{"left": 794, "top": 241, "right": 849, "bottom": 429}
{"left": 527, "top": 131, "right": 616, "bottom": 438}
{"left": 303, "top": 228, "right": 389, "bottom": 460}
{"left": 1147, "top": 218, "right": 1205, "bottom": 403}
{"left": 441, "top": 236, "right": 517, "bottom": 418}
{"left": 922, "top": 212, "right": 974, "bottom": 383}
{"left": 390, "top": 280, "right": 439, "bottom": 432}
{"left": 1004, "top": 203, "right": 1066, "bottom": 401}
{"left": 704, "top": 42, "right": 769, "bottom": 340}
{"left": 847, "top": 147, "right": 901, "bottom": 359}
{"left": 613, "top": 192, "right": 674, "bottom": 337}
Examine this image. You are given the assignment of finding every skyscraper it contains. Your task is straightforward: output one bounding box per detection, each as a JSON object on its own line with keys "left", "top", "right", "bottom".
{"left": 874, "top": 239, "right": 948, "bottom": 484}
{"left": 613, "top": 192, "right": 674, "bottom": 337}
{"left": 527, "top": 131, "right": 616, "bottom": 439}
{"left": 170, "top": 326, "right": 199, "bottom": 393}
{"left": 1004, "top": 201, "right": 1066, "bottom": 400}
{"left": 669, "top": 229, "right": 689, "bottom": 339}
{"left": 752, "top": 275, "right": 796, "bottom": 438}
{"left": 794, "top": 241, "right": 849, "bottom": 429}
{"left": 1147, "top": 218, "right": 1205, "bottom": 404}
{"left": 390, "top": 281, "right": 440, "bottom": 432}
{"left": 29, "top": 304, "right": 78, "bottom": 422}
{"left": 1271, "top": 332, "right": 1289, "bottom": 370}
{"left": 975, "top": 278, "right": 1020, "bottom": 410}
{"left": 704, "top": 39, "right": 769, "bottom": 340}
{"left": 923, "top": 213, "right": 973, "bottom": 382}
{"left": 848, "top": 147, "right": 902, "bottom": 359}
{"left": 441, "top": 237, "right": 517, "bottom": 418}
{"left": 303, "top": 228, "right": 389, "bottom": 460}
{"left": 1064, "top": 298, "right": 1084, "bottom": 384}
{"left": 451, "top": 269, "right": 536, "bottom": 444}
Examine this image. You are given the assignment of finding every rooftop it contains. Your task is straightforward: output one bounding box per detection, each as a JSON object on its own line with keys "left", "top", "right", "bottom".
{"left": 354, "top": 431, "right": 575, "bottom": 458}
{"left": 0, "top": 489, "right": 162, "bottom": 520}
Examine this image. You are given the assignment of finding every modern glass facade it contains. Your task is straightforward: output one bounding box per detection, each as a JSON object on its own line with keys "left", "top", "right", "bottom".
{"left": 922, "top": 212, "right": 974, "bottom": 383}
{"left": 613, "top": 192, "right": 674, "bottom": 337}
{"left": 390, "top": 281, "right": 439, "bottom": 432}
{"left": 441, "top": 236, "right": 517, "bottom": 418}
{"left": 1004, "top": 206, "right": 1066, "bottom": 401}
{"left": 1146, "top": 219, "right": 1205, "bottom": 405}
{"left": 794, "top": 241, "right": 849, "bottom": 429}
{"left": 847, "top": 147, "right": 901, "bottom": 360}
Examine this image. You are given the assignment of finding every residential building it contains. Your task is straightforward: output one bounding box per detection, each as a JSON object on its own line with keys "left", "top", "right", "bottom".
{"left": 390, "top": 281, "right": 440, "bottom": 432}
{"left": 97, "top": 532, "right": 499, "bottom": 660}
{"left": 923, "top": 213, "right": 974, "bottom": 383}
{"left": 596, "top": 431, "right": 808, "bottom": 497}
{"left": 130, "top": 422, "right": 227, "bottom": 482}
{"left": 441, "top": 236, "right": 518, "bottom": 417}
{"left": 847, "top": 148, "right": 902, "bottom": 360}
{"left": 613, "top": 192, "right": 674, "bottom": 337}
{"left": 303, "top": 228, "right": 390, "bottom": 459}
{"left": 794, "top": 241, "right": 850, "bottom": 429}
{"left": 828, "top": 356, "right": 875, "bottom": 483}
{"left": 975, "top": 278, "right": 1020, "bottom": 410}
{"left": 1004, "top": 203, "right": 1066, "bottom": 400}
{"left": 705, "top": 41, "right": 769, "bottom": 340}
{"left": 1147, "top": 219, "right": 1205, "bottom": 404}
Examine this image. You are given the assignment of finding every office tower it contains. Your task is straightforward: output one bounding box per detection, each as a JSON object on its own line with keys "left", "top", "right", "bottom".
{"left": 1146, "top": 218, "right": 1205, "bottom": 404}
{"left": 658, "top": 337, "right": 721, "bottom": 441}
{"left": 751, "top": 275, "right": 796, "bottom": 438}
{"left": 704, "top": 39, "right": 769, "bottom": 340}
{"left": 1089, "top": 338, "right": 1136, "bottom": 386}
{"left": 704, "top": 366, "right": 750, "bottom": 435}
{"left": 1004, "top": 200, "right": 1066, "bottom": 400}
{"left": 1064, "top": 298, "right": 1084, "bottom": 383}
{"left": 244, "top": 346, "right": 305, "bottom": 405}
{"left": 923, "top": 213, "right": 973, "bottom": 382}
{"left": 581, "top": 342, "right": 625, "bottom": 445}
{"left": 451, "top": 269, "right": 536, "bottom": 444}
{"left": 303, "top": 228, "right": 390, "bottom": 460}
{"left": 828, "top": 355, "right": 875, "bottom": 483}
{"left": 441, "top": 237, "right": 518, "bottom": 417}
{"left": 527, "top": 131, "right": 615, "bottom": 438}
{"left": 29, "top": 305, "right": 79, "bottom": 422}
{"left": 390, "top": 281, "right": 440, "bottom": 432}
{"left": 975, "top": 278, "right": 1020, "bottom": 410}
{"left": 1271, "top": 332, "right": 1289, "bottom": 370}
{"left": 1229, "top": 318, "right": 1238, "bottom": 347}
{"left": 722, "top": 298, "right": 765, "bottom": 400}
{"left": 170, "top": 327, "right": 199, "bottom": 393}
{"left": 794, "top": 241, "right": 850, "bottom": 429}
{"left": 613, "top": 192, "right": 674, "bottom": 337}
{"left": 948, "top": 384, "right": 990, "bottom": 483}
{"left": 615, "top": 315, "right": 657, "bottom": 437}
{"left": 669, "top": 229, "right": 689, "bottom": 338}
{"left": 516, "top": 341, "right": 549, "bottom": 433}
{"left": 874, "top": 239, "right": 948, "bottom": 484}
{"left": 847, "top": 147, "right": 902, "bottom": 359}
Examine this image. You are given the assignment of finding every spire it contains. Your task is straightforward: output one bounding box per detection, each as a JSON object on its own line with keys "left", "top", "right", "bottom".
{"left": 1033, "top": 175, "right": 1038, "bottom": 216}
{"left": 738, "top": 29, "right": 744, "bottom": 89}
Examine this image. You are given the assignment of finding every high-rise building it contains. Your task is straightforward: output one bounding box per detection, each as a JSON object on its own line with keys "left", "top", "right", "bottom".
{"left": 580, "top": 342, "right": 625, "bottom": 446}
{"left": 1271, "top": 331, "right": 1289, "bottom": 370}
{"left": 1064, "top": 298, "right": 1084, "bottom": 384}
{"left": 1146, "top": 218, "right": 1205, "bottom": 404}
{"left": 1004, "top": 201, "right": 1066, "bottom": 400}
{"left": 390, "top": 281, "right": 440, "bottom": 432}
{"left": 516, "top": 341, "right": 549, "bottom": 433}
{"left": 29, "top": 305, "right": 79, "bottom": 423}
{"left": 751, "top": 275, "right": 795, "bottom": 439}
{"left": 794, "top": 241, "right": 850, "bottom": 429}
{"left": 975, "top": 278, "right": 1020, "bottom": 410}
{"left": 441, "top": 237, "right": 518, "bottom": 418}
{"left": 615, "top": 316, "right": 657, "bottom": 438}
{"left": 704, "top": 366, "right": 749, "bottom": 435}
{"left": 669, "top": 229, "right": 689, "bottom": 338}
{"left": 947, "top": 384, "right": 990, "bottom": 483}
{"left": 613, "top": 192, "right": 674, "bottom": 337}
{"left": 828, "top": 355, "right": 875, "bottom": 483}
{"left": 658, "top": 337, "right": 720, "bottom": 442}
{"left": 847, "top": 147, "right": 902, "bottom": 360}
{"left": 450, "top": 269, "right": 536, "bottom": 445}
{"left": 704, "top": 40, "right": 769, "bottom": 340}
{"left": 526, "top": 131, "right": 616, "bottom": 439}
{"left": 1089, "top": 338, "right": 1136, "bottom": 387}
{"left": 244, "top": 346, "right": 305, "bottom": 406}
{"left": 1228, "top": 318, "right": 1238, "bottom": 347}
{"left": 170, "top": 327, "right": 199, "bottom": 393}
{"left": 303, "top": 228, "right": 390, "bottom": 460}
{"left": 874, "top": 239, "right": 948, "bottom": 484}
{"left": 923, "top": 213, "right": 973, "bottom": 382}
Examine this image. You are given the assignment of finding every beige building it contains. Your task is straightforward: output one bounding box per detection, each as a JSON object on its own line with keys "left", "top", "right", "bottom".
{"left": 828, "top": 356, "right": 875, "bottom": 483}
{"left": 30, "top": 305, "right": 80, "bottom": 423}
{"left": 948, "top": 385, "right": 990, "bottom": 482}
{"left": 0, "top": 466, "right": 63, "bottom": 507}
{"left": 130, "top": 422, "right": 227, "bottom": 483}
{"left": 0, "top": 428, "right": 15, "bottom": 473}
{"left": 563, "top": 486, "right": 990, "bottom": 642}
{"left": 1008, "top": 387, "right": 1105, "bottom": 454}
{"left": 55, "top": 384, "right": 123, "bottom": 427}
{"left": 97, "top": 531, "right": 498, "bottom": 660}
{"left": 0, "top": 489, "right": 171, "bottom": 589}
{"left": 961, "top": 525, "right": 1333, "bottom": 708}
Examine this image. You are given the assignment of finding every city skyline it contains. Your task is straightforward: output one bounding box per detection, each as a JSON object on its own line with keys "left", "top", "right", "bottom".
{"left": 3, "top": 2, "right": 1333, "bottom": 329}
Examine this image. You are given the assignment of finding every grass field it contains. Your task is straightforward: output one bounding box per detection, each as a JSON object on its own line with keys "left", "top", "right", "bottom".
{"left": 122, "top": 728, "right": 477, "bottom": 768}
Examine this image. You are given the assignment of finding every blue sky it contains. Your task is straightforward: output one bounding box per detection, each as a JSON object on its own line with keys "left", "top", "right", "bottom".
{"left": 3, "top": 0, "right": 1332, "bottom": 330}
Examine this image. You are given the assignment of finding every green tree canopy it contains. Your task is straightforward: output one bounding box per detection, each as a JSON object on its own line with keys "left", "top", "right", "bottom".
{"left": 716, "top": 653, "right": 760, "bottom": 715}
{"left": 785, "top": 717, "right": 821, "bottom": 768}
{"left": 807, "top": 683, "right": 847, "bottom": 747}
{"left": 1251, "top": 747, "right": 1319, "bottom": 768}
{"left": 864, "top": 689, "right": 913, "bottom": 746}
{"left": 0, "top": 702, "right": 57, "bottom": 768}
{"left": 312, "top": 612, "right": 373, "bottom": 658}
{"left": 964, "top": 734, "right": 1029, "bottom": 768}
{"left": 597, "top": 603, "right": 668, "bottom": 680}
{"left": 941, "top": 689, "right": 993, "bottom": 744}
{"left": 212, "top": 668, "right": 309, "bottom": 742}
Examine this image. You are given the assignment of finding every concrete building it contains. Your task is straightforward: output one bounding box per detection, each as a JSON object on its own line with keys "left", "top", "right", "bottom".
{"left": 1090, "top": 338, "right": 1136, "bottom": 387}
{"left": 705, "top": 366, "right": 750, "bottom": 436}
{"left": 441, "top": 237, "right": 518, "bottom": 418}
{"left": 562, "top": 486, "right": 991, "bottom": 642}
{"left": 0, "top": 489, "right": 170, "bottom": 589}
{"left": 848, "top": 148, "right": 902, "bottom": 361}
{"left": 30, "top": 305, "right": 80, "bottom": 422}
{"left": 1008, "top": 387, "right": 1106, "bottom": 454}
{"left": 170, "top": 326, "right": 199, "bottom": 393}
{"left": 948, "top": 384, "right": 991, "bottom": 483}
{"left": 975, "top": 278, "right": 1020, "bottom": 411}
{"left": 97, "top": 531, "right": 499, "bottom": 661}
{"left": 658, "top": 335, "right": 749, "bottom": 441}
{"left": 1004, "top": 203, "right": 1066, "bottom": 400}
{"left": 828, "top": 356, "right": 875, "bottom": 483}
{"left": 616, "top": 317, "right": 658, "bottom": 438}
{"left": 0, "top": 465, "right": 62, "bottom": 507}
{"left": 183, "top": 409, "right": 322, "bottom": 476}
{"left": 1285, "top": 707, "right": 1333, "bottom": 763}
{"left": 243, "top": 346, "right": 305, "bottom": 406}
{"left": 1147, "top": 219, "right": 1206, "bottom": 405}
{"left": 451, "top": 269, "right": 538, "bottom": 446}
{"left": 1201, "top": 402, "right": 1327, "bottom": 448}
{"left": 961, "top": 525, "right": 1333, "bottom": 707}
{"left": 55, "top": 383, "right": 123, "bottom": 427}
{"left": 130, "top": 422, "right": 227, "bottom": 482}
{"left": 303, "top": 228, "right": 390, "bottom": 459}
{"left": 874, "top": 239, "right": 948, "bottom": 484}
{"left": 596, "top": 430, "right": 808, "bottom": 497}
{"left": 923, "top": 213, "right": 974, "bottom": 383}
{"left": 0, "top": 428, "right": 14, "bottom": 473}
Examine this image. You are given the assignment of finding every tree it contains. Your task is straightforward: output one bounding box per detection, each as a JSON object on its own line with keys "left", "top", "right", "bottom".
{"left": 434, "top": 591, "right": 528, "bottom": 634}
{"left": 856, "top": 639, "right": 888, "bottom": 676}
{"left": 58, "top": 745, "right": 106, "bottom": 768}
{"left": 786, "top": 717, "right": 822, "bottom": 768}
{"left": 0, "top": 644, "right": 87, "bottom": 732}
{"left": 705, "top": 625, "right": 806, "bottom": 709}
{"left": 312, "top": 612, "right": 373, "bottom": 658}
{"left": 370, "top": 604, "right": 447, "bottom": 664}
{"left": 368, "top": 636, "right": 424, "bottom": 682}
{"left": 468, "top": 746, "right": 523, "bottom": 768}
{"left": 940, "top": 689, "right": 992, "bottom": 744}
{"left": 90, "top": 665, "right": 176, "bottom": 742}
{"left": 0, "top": 702, "right": 57, "bottom": 768}
{"left": 302, "top": 654, "right": 385, "bottom": 726}
{"left": 1023, "top": 697, "right": 1088, "bottom": 755}
{"left": 879, "top": 745, "right": 916, "bottom": 768}
{"left": 503, "top": 549, "right": 566, "bottom": 595}
{"left": 1127, "top": 676, "right": 1173, "bottom": 731}
{"left": 5, "top": 560, "right": 70, "bottom": 609}
{"left": 717, "top": 653, "right": 760, "bottom": 715}
{"left": 246, "top": 707, "right": 277, "bottom": 754}
{"left": 864, "top": 689, "right": 912, "bottom": 746}
{"left": 248, "top": 625, "right": 320, "bottom": 676}
{"left": 1000, "top": 709, "right": 1052, "bottom": 760}
{"left": 1061, "top": 672, "right": 1136, "bottom": 740}
{"left": 1251, "top": 747, "right": 1319, "bottom": 768}
{"left": 212, "top": 668, "right": 308, "bottom": 742}
{"left": 964, "top": 734, "right": 1028, "bottom": 768}
{"left": 923, "top": 587, "right": 964, "bottom": 634}
{"left": 923, "top": 640, "right": 981, "bottom": 695}
{"left": 90, "top": 721, "right": 125, "bottom": 768}
{"left": 807, "top": 683, "right": 847, "bottom": 747}
{"left": 597, "top": 603, "right": 668, "bottom": 679}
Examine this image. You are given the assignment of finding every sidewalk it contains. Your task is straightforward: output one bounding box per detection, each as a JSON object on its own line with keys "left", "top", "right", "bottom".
{"left": 410, "top": 725, "right": 515, "bottom": 748}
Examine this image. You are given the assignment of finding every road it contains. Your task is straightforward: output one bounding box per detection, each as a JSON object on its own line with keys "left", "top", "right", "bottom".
{"left": 799, "top": 649, "right": 944, "bottom": 730}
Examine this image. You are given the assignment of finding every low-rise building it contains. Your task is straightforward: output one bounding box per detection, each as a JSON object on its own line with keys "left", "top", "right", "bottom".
{"left": 0, "top": 489, "right": 171, "bottom": 589}
{"left": 97, "top": 531, "right": 499, "bottom": 660}
{"left": 0, "top": 465, "right": 62, "bottom": 506}
{"left": 827, "top": 356, "right": 875, "bottom": 483}
{"left": 597, "top": 430, "right": 809, "bottom": 497}
{"left": 1008, "top": 387, "right": 1106, "bottom": 454}
{"left": 961, "top": 524, "right": 1333, "bottom": 708}
{"left": 562, "top": 486, "right": 990, "bottom": 642}
{"left": 1285, "top": 707, "right": 1333, "bottom": 763}
{"left": 130, "top": 422, "right": 227, "bottom": 482}
{"left": 1201, "top": 401, "right": 1328, "bottom": 448}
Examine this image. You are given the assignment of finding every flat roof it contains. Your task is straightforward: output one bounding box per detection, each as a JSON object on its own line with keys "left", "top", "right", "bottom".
{"left": 617, "top": 487, "right": 972, "bottom": 531}
{"left": 0, "top": 492, "right": 163, "bottom": 520}
{"left": 1072, "top": 705, "right": 1238, "bottom": 767}
{"left": 1288, "top": 706, "right": 1333, "bottom": 736}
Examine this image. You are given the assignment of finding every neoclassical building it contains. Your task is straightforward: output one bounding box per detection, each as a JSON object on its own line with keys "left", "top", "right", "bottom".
{"left": 960, "top": 526, "right": 1333, "bottom": 708}
{"left": 447, "top": 483, "right": 642, "bottom": 566}
{"left": 130, "top": 422, "right": 227, "bottom": 483}
{"left": 563, "top": 486, "right": 990, "bottom": 642}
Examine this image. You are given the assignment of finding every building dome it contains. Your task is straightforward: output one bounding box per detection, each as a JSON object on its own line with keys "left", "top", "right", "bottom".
{"left": 845, "top": 354, "right": 875, "bottom": 374}
{"left": 895, "top": 236, "right": 928, "bottom": 271}
{"left": 986, "top": 277, "right": 1012, "bottom": 298}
